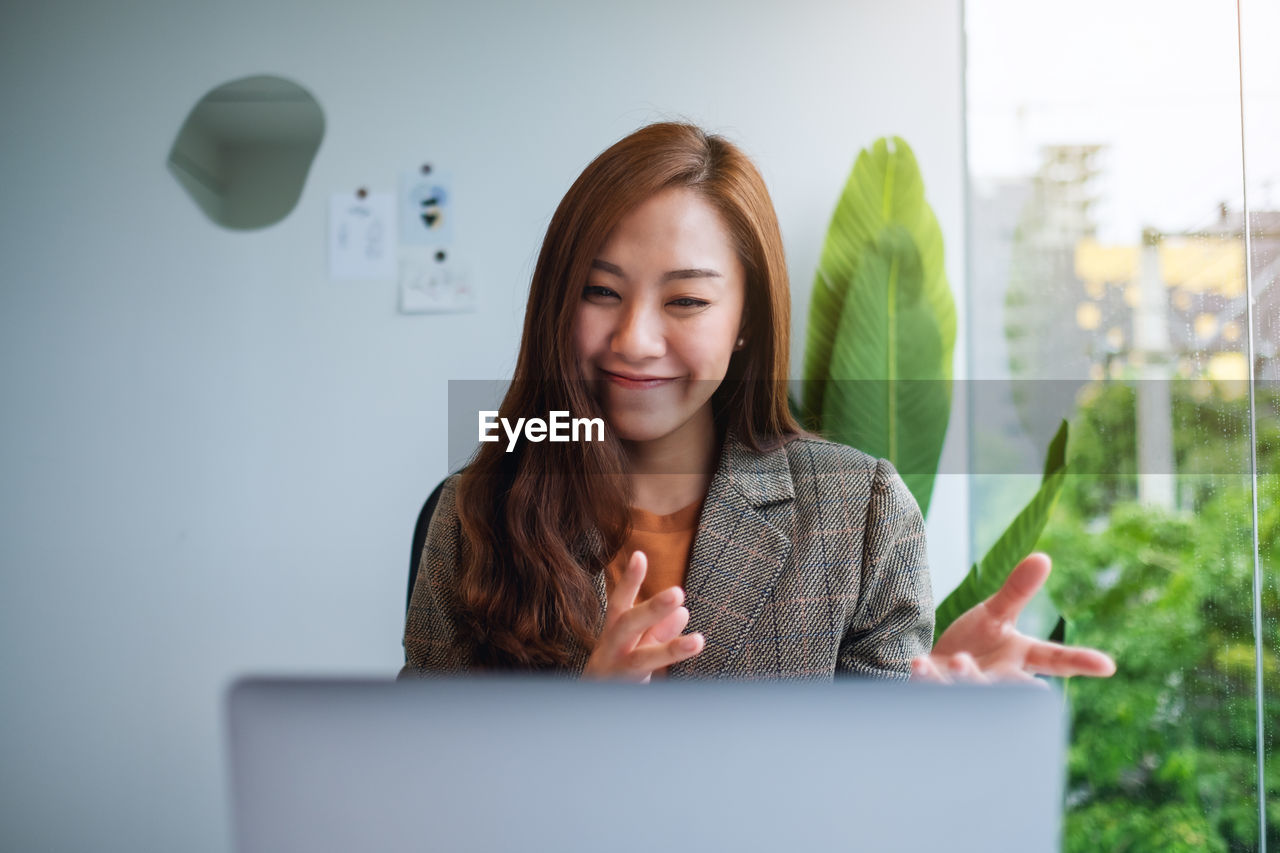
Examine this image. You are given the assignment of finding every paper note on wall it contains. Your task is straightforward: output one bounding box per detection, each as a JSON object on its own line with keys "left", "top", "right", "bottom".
{"left": 329, "top": 193, "right": 396, "bottom": 279}
{"left": 398, "top": 246, "right": 475, "bottom": 314}
{"left": 399, "top": 171, "right": 453, "bottom": 247}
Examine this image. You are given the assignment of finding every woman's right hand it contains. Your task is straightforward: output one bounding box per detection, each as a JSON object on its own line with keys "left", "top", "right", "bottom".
{"left": 582, "top": 549, "right": 705, "bottom": 683}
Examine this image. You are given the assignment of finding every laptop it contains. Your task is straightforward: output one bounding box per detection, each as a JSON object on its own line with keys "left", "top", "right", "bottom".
{"left": 225, "top": 675, "right": 1067, "bottom": 852}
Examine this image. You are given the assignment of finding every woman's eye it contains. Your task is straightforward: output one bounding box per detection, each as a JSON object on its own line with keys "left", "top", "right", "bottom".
{"left": 582, "top": 285, "right": 617, "bottom": 299}
{"left": 669, "top": 298, "right": 709, "bottom": 308}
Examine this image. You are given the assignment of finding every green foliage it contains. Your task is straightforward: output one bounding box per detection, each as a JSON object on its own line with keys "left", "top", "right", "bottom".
{"left": 1064, "top": 802, "right": 1228, "bottom": 853}
{"left": 822, "top": 227, "right": 950, "bottom": 513}
{"left": 1062, "top": 380, "right": 1280, "bottom": 516}
{"left": 801, "top": 134, "right": 1280, "bottom": 849}
{"left": 1058, "top": 382, "right": 1139, "bottom": 517}
{"left": 935, "top": 420, "right": 1069, "bottom": 637}
{"left": 802, "top": 137, "right": 954, "bottom": 516}
{"left": 803, "top": 135, "right": 1068, "bottom": 644}
{"left": 1042, "top": 381, "right": 1280, "bottom": 850}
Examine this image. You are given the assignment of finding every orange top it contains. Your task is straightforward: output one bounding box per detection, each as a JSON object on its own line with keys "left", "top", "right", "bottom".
{"left": 604, "top": 494, "right": 705, "bottom": 600}
{"left": 603, "top": 494, "right": 705, "bottom": 678}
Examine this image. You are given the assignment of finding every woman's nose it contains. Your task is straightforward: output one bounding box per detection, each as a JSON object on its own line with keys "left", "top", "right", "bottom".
{"left": 611, "top": 302, "right": 665, "bottom": 360}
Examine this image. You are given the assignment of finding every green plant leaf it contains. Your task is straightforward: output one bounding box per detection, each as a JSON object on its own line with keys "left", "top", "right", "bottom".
{"left": 933, "top": 419, "right": 1070, "bottom": 639}
{"left": 802, "top": 136, "right": 955, "bottom": 425}
{"left": 1043, "top": 415, "right": 1069, "bottom": 479}
{"left": 821, "top": 225, "right": 950, "bottom": 515}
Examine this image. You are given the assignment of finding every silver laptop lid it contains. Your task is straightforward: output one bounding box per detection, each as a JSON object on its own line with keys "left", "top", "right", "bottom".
{"left": 226, "top": 676, "right": 1066, "bottom": 852}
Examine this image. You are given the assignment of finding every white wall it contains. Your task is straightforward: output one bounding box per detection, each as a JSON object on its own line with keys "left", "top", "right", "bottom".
{"left": 0, "top": 1, "right": 965, "bottom": 849}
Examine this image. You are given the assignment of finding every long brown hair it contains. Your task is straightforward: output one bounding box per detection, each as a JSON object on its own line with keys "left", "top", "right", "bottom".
{"left": 454, "top": 121, "right": 804, "bottom": 669}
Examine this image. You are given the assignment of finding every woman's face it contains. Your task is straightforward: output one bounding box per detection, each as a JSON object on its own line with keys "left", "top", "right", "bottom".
{"left": 572, "top": 185, "right": 747, "bottom": 446}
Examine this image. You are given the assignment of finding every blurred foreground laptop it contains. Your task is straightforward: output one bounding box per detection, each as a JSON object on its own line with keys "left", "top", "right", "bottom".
{"left": 226, "top": 676, "right": 1066, "bottom": 852}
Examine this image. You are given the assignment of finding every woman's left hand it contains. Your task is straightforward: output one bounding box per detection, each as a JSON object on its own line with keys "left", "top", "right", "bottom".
{"left": 910, "top": 552, "right": 1116, "bottom": 686}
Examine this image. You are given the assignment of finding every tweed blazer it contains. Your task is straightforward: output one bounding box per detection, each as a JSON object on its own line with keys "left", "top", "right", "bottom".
{"left": 400, "top": 428, "right": 934, "bottom": 680}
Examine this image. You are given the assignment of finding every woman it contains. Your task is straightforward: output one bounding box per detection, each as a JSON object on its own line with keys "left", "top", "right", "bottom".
{"left": 401, "top": 121, "right": 1114, "bottom": 684}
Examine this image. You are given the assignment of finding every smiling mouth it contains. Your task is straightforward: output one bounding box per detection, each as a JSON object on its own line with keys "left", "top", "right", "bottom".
{"left": 601, "top": 369, "right": 679, "bottom": 389}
